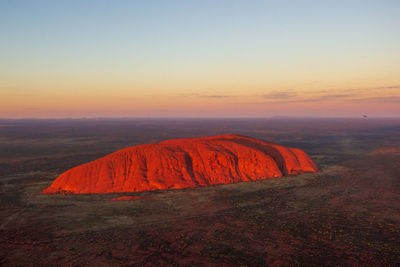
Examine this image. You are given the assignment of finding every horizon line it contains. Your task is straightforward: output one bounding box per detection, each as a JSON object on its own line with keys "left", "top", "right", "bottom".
{"left": 1, "top": 116, "right": 400, "bottom": 120}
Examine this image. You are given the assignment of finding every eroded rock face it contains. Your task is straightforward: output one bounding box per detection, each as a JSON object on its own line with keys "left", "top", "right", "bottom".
{"left": 42, "top": 134, "right": 318, "bottom": 194}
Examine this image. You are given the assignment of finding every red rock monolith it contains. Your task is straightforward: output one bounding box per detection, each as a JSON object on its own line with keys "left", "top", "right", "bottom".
{"left": 42, "top": 134, "right": 318, "bottom": 194}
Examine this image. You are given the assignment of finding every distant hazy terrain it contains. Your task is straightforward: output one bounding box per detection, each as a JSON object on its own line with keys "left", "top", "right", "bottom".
{"left": 1, "top": 118, "right": 400, "bottom": 265}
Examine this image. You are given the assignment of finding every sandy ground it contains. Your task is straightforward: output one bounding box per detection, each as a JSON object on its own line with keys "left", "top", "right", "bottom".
{"left": 1, "top": 118, "right": 400, "bottom": 266}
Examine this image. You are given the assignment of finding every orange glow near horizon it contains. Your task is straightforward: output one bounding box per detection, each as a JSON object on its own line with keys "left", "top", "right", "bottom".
{"left": 2, "top": 77, "right": 399, "bottom": 118}
{"left": 1, "top": 1, "right": 400, "bottom": 118}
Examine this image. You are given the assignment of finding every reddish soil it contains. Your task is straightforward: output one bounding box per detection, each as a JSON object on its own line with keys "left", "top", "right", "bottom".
{"left": 2, "top": 118, "right": 400, "bottom": 265}
{"left": 109, "top": 196, "right": 143, "bottom": 201}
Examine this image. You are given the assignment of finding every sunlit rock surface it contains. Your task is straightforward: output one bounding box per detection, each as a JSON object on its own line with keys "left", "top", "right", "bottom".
{"left": 42, "top": 134, "right": 318, "bottom": 194}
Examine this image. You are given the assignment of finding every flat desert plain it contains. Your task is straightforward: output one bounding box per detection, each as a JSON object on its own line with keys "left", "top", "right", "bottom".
{"left": 1, "top": 118, "right": 400, "bottom": 266}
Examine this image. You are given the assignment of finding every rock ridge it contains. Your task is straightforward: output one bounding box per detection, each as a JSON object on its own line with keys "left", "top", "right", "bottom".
{"left": 42, "top": 134, "right": 318, "bottom": 194}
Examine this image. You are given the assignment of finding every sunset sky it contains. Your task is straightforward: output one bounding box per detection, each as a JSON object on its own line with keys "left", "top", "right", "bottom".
{"left": 1, "top": 0, "right": 399, "bottom": 118}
